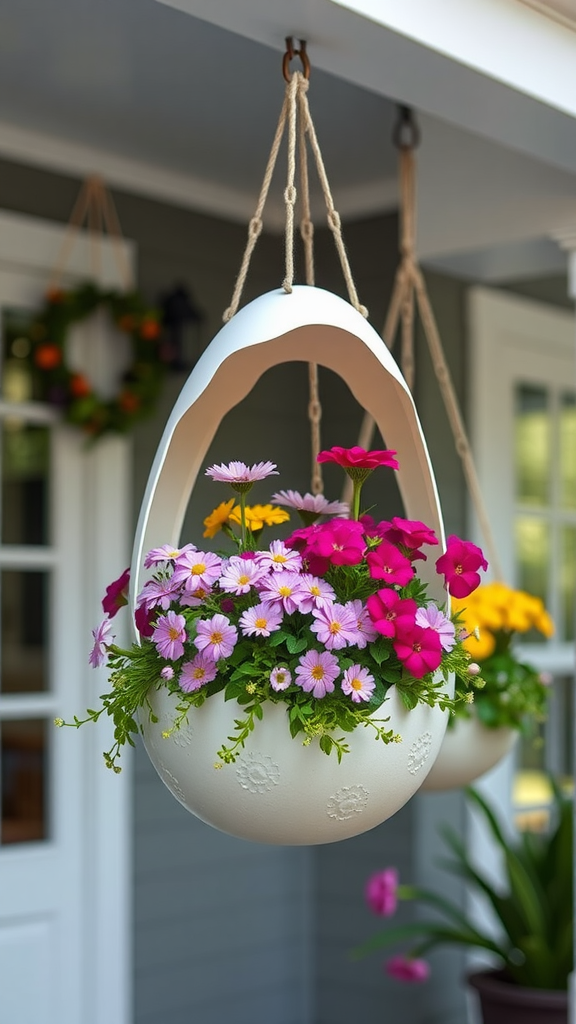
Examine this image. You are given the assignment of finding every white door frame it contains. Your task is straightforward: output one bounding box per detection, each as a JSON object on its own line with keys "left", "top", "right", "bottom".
{"left": 0, "top": 209, "right": 134, "bottom": 1024}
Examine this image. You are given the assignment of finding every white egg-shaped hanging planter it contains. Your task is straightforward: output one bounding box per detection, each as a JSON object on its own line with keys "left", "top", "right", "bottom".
{"left": 421, "top": 716, "right": 517, "bottom": 792}
{"left": 132, "top": 285, "right": 453, "bottom": 845}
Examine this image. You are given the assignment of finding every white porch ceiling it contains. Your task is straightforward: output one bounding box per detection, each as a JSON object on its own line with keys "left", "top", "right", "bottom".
{"left": 0, "top": 0, "right": 574, "bottom": 280}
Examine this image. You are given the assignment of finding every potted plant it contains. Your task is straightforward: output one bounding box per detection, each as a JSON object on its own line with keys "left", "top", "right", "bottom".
{"left": 423, "top": 582, "right": 554, "bottom": 790}
{"left": 354, "top": 781, "right": 572, "bottom": 1022}
{"left": 57, "top": 445, "right": 489, "bottom": 843}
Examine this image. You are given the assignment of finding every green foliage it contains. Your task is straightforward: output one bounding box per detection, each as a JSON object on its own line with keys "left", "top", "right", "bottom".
{"left": 353, "top": 782, "right": 573, "bottom": 991}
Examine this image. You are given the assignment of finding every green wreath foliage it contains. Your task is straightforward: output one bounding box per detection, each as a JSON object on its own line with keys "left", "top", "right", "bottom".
{"left": 26, "top": 282, "right": 166, "bottom": 439}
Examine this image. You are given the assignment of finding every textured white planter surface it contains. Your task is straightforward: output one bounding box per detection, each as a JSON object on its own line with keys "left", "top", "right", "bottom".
{"left": 140, "top": 683, "right": 451, "bottom": 845}
{"left": 421, "top": 715, "right": 517, "bottom": 791}
{"left": 132, "top": 285, "right": 452, "bottom": 843}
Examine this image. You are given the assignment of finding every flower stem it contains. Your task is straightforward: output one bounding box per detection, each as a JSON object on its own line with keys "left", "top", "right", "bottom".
{"left": 352, "top": 480, "right": 362, "bottom": 521}
{"left": 239, "top": 491, "right": 247, "bottom": 551}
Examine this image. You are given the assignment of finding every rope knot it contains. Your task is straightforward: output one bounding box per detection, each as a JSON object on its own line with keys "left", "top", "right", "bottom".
{"left": 327, "top": 209, "right": 341, "bottom": 231}
{"left": 248, "top": 216, "right": 263, "bottom": 239}
{"left": 300, "top": 219, "right": 314, "bottom": 241}
{"left": 284, "top": 185, "right": 297, "bottom": 206}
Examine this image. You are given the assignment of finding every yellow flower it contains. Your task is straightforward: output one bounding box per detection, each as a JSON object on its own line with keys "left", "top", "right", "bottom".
{"left": 229, "top": 504, "right": 290, "bottom": 531}
{"left": 203, "top": 498, "right": 236, "bottom": 538}
{"left": 534, "top": 608, "right": 555, "bottom": 638}
{"left": 463, "top": 628, "right": 496, "bottom": 660}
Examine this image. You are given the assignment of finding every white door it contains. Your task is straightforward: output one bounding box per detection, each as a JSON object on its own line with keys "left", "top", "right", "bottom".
{"left": 469, "top": 286, "right": 575, "bottom": 805}
{"left": 0, "top": 212, "right": 133, "bottom": 1024}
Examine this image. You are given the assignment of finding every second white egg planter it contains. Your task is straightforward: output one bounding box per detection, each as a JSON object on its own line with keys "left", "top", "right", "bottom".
{"left": 132, "top": 285, "right": 453, "bottom": 845}
{"left": 421, "top": 715, "right": 517, "bottom": 792}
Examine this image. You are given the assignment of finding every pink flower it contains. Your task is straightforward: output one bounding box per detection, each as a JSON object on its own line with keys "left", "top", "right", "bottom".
{"left": 295, "top": 649, "right": 340, "bottom": 698}
{"left": 160, "top": 666, "right": 174, "bottom": 680}
{"left": 259, "top": 571, "right": 307, "bottom": 614}
{"left": 152, "top": 611, "right": 187, "bottom": 660}
{"left": 270, "top": 666, "right": 292, "bottom": 691}
{"left": 394, "top": 624, "right": 442, "bottom": 679}
{"left": 310, "top": 519, "right": 366, "bottom": 566}
{"left": 435, "top": 536, "right": 488, "bottom": 598}
{"left": 172, "top": 550, "right": 222, "bottom": 594}
{"left": 134, "top": 603, "right": 155, "bottom": 638}
{"left": 367, "top": 540, "right": 415, "bottom": 587}
{"left": 140, "top": 575, "right": 183, "bottom": 610}
{"left": 366, "top": 590, "right": 417, "bottom": 639}
{"left": 379, "top": 518, "right": 439, "bottom": 556}
{"left": 310, "top": 602, "right": 360, "bottom": 650}
{"left": 385, "top": 956, "right": 430, "bottom": 983}
{"left": 415, "top": 603, "right": 456, "bottom": 651}
{"left": 255, "top": 540, "right": 303, "bottom": 573}
{"left": 271, "top": 490, "right": 349, "bottom": 517}
{"left": 239, "top": 602, "right": 283, "bottom": 637}
{"left": 297, "top": 574, "right": 336, "bottom": 614}
{"left": 365, "top": 868, "right": 399, "bottom": 916}
{"left": 102, "top": 568, "right": 130, "bottom": 618}
{"left": 194, "top": 613, "right": 238, "bottom": 661}
{"left": 179, "top": 652, "right": 218, "bottom": 692}
{"left": 89, "top": 618, "right": 114, "bottom": 667}
{"left": 346, "top": 600, "right": 379, "bottom": 649}
{"left": 317, "top": 446, "right": 399, "bottom": 471}
{"left": 144, "top": 544, "right": 195, "bottom": 568}
{"left": 205, "top": 460, "right": 278, "bottom": 485}
{"left": 219, "top": 556, "right": 265, "bottom": 595}
{"left": 341, "top": 665, "right": 375, "bottom": 702}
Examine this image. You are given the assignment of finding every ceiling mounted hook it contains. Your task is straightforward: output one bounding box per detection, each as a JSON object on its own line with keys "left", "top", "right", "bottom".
{"left": 392, "top": 104, "right": 420, "bottom": 150}
{"left": 282, "top": 37, "right": 311, "bottom": 82}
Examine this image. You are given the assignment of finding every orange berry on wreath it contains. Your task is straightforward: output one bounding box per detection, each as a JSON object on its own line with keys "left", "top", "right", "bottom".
{"left": 35, "top": 343, "right": 62, "bottom": 370}
{"left": 119, "top": 391, "right": 140, "bottom": 414}
{"left": 70, "top": 374, "right": 92, "bottom": 398}
{"left": 46, "top": 288, "right": 65, "bottom": 304}
{"left": 140, "top": 318, "right": 161, "bottom": 340}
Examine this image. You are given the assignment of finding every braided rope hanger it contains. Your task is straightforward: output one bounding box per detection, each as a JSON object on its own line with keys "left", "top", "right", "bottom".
{"left": 223, "top": 40, "right": 368, "bottom": 496}
{"left": 348, "top": 108, "right": 504, "bottom": 580}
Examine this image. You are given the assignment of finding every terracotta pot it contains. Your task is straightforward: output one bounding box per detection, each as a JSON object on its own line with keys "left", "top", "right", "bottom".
{"left": 421, "top": 714, "right": 517, "bottom": 791}
{"left": 139, "top": 681, "right": 451, "bottom": 845}
{"left": 468, "top": 970, "right": 568, "bottom": 1024}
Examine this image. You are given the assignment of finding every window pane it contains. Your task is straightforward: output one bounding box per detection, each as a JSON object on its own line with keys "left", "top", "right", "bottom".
{"left": 515, "top": 385, "right": 550, "bottom": 506}
{"left": 1, "top": 718, "right": 48, "bottom": 845}
{"left": 560, "top": 393, "right": 576, "bottom": 510}
{"left": 1, "top": 308, "right": 35, "bottom": 404}
{"left": 515, "top": 516, "right": 549, "bottom": 605}
{"left": 2, "top": 423, "right": 51, "bottom": 545}
{"left": 561, "top": 527, "right": 576, "bottom": 642}
{"left": 0, "top": 570, "right": 49, "bottom": 693}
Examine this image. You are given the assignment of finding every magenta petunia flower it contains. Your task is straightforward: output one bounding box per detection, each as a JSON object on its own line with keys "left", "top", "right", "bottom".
{"left": 310, "top": 602, "right": 360, "bottom": 650}
{"left": 393, "top": 624, "right": 442, "bottom": 679}
{"left": 255, "top": 540, "right": 303, "bottom": 574}
{"left": 295, "top": 649, "right": 340, "bottom": 698}
{"left": 270, "top": 666, "right": 292, "bottom": 691}
{"left": 271, "top": 490, "right": 349, "bottom": 517}
{"left": 310, "top": 519, "right": 367, "bottom": 566}
{"left": 385, "top": 956, "right": 430, "bottom": 983}
{"left": 205, "top": 460, "right": 278, "bottom": 485}
{"left": 89, "top": 618, "right": 114, "bottom": 667}
{"left": 317, "top": 446, "right": 399, "bottom": 471}
{"left": 366, "top": 590, "right": 417, "bottom": 639}
{"left": 179, "top": 652, "right": 218, "bottom": 692}
{"left": 341, "top": 665, "right": 375, "bottom": 703}
{"left": 378, "top": 517, "right": 439, "bottom": 556}
{"left": 194, "top": 613, "right": 238, "bottom": 661}
{"left": 346, "top": 599, "right": 379, "bottom": 649}
{"left": 172, "top": 549, "right": 223, "bottom": 594}
{"left": 259, "top": 570, "right": 307, "bottom": 613}
{"left": 134, "top": 603, "right": 155, "bottom": 638}
{"left": 153, "top": 610, "right": 187, "bottom": 660}
{"left": 239, "top": 602, "right": 283, "bottom": 637}
{"left": 297, "top": 574, "right": 336, "bottom": 614}
{"left": 367, "top": 540, "right": 415, "bottom": 587}
{"left": 219, "top": 556, "right": 265, "bottom": 595}
{"left": 102, "top": 568, "right": 130, "bottom": 618}
{"left": 415, "top": 603, "right": 456, "bottom": 651}
{"left": 435, "top": 535, "right": 488, "bottom": 598}
{"left": 365, "top": 868, "right": 399, "bottom": 916}
{"left": 144, "top": 543, "right": 196, "bottom": 568}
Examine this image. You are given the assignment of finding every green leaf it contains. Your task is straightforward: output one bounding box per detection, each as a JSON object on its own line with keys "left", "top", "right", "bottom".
{"left": 319, "top": 735, "right": 333, "bottom": 756}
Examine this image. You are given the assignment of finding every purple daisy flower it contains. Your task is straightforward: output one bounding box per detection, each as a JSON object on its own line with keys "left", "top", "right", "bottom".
{"left": 271, "top": 490, "right": 349, "bottom": 517}
{"left": 295, "top": 649, "right": 340, "bottom": 698}
{"left": 152, "top": 610, "right": 187, "bottom": 660}
{"left": 346, "top": 599, "right": 379, "bottom": 649}
{"left": 255, "top": 540, "right": 303, "bottom": 573}
{"left": 140, "top": 575, "right": 183, "bottom": 610}
{"left": 270, "top": 666, "right": 292, "bottom": 691}
{"left": 258, "top": 570, "right": 307, "bottom": 614}
{"left": 144, "top": 543, "right": 196, "bottom": 568}
{"left": 341, "top": 665, "right": 376, "bottom": 703}
{"left": 194, "top": 613, "right": 238, "bottom": 661}
{"left": 239, "top": 602, "right": 283, "bottom": 637}
{"left": 205, "top": 460, "right": 278, "bottom": 484}
{"left": 89, "top": 618, "right": 114, "bottom": 668}
{"left": 310, "top": 602, "right": 360, "bottom": 650}
{"left": 179, "top": 652, "right": 218, "bottom": 692}
{"left": 297, "top": 573, "right": 336, "bottom": 614}
{"left": 219, "top": 556, "right": 265, "bottom": 595}
{"left": 415, "top": 603, "right": 456, "bottom": 651}
{"left": 171, "top": 549, "right": 223, "bottom": 594}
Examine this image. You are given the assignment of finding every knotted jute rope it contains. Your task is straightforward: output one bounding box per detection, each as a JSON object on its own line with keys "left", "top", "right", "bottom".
{"left": 347, "top": 142, "right": 504, "bottom": 579}
{"left": 48, "top": 175, "right": 134, "bottom": 293}
{"left": 223, "top": 66, "right": 368, "bottom": 495}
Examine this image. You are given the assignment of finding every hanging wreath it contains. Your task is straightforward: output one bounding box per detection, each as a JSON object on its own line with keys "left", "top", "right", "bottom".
{"left": 26, "top": 282, "right": 166, "bottom": 439}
